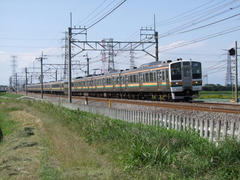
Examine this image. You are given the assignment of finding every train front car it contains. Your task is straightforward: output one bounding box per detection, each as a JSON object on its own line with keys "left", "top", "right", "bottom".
{"left": 169, "top": 60, "right": 202, "bottom": 101}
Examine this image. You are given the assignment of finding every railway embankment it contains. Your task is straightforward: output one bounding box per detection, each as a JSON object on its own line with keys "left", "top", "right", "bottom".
{"left": 24, "top": 93, "right": 240, "bottom": 141}
{"left": 2, "top": 92, "right": 238, "bottom": 179}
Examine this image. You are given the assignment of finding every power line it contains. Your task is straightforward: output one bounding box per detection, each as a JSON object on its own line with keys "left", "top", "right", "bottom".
{"left": 156, "top": 0, "right": 220, "bottom": 26}
{"left": 158, "top": 0, "right": 240, "bottom": 38}
{"left": 159, "top": 26, "right": 240, "bottom": 52}
{"left": 79, "top": 0, "right": 109, "bottom": 25}
{"left": 86, "top": 0, "right": 127, "bottom": 29}
{"left": 82, "top": 0, "right": 119, "bottom": 26}
{"left": 180, "top": 11, "right": 240, "bottom": 34}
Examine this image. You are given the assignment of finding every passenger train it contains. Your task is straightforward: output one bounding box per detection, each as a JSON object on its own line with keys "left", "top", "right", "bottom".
{"left": 27, "top": 59, "right": 202, "bottom": 101}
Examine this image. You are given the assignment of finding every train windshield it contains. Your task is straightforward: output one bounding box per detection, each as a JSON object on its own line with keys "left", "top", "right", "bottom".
{"left": 171, "top": 62, "right": 182, "bottom": 80}
{"left": 192, "top": 62, "right": 201, "bottom": 79}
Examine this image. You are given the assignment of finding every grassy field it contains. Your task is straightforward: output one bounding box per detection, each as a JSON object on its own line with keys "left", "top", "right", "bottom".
{"left": 0, "top": 93, "right": 240, "bottom": 179}
{"left": 199, "top": 91, "right": 237, "bottom": 99}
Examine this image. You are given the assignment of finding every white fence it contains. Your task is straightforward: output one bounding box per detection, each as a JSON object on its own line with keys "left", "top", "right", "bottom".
{"left": 65, "top": 103, "right": 240, "bottom": 142}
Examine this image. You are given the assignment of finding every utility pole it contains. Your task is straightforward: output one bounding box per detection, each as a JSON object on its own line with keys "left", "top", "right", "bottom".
{"left": 87, "top": 57, "right": 90, "bottom": 76}
{"left": 235, "top": 41, "right": 238, "bottom": 103}
{"left": 154, "top": 14, "right": 159, "bottom": 62}
{"left": 130, "top": 50, "right": 135, "bottom": 69}
{"left": 9, "top": 77, "right": 12, "bottom": 92}
{"left": 36, "top": 52, "right": 46, "bottom": 99}
{"left": 30, "top": 75, "right": 32, "bottom": 84}
{"left": 68, "top": 27, "right": 72, "bottom": 103}
{"left": 55, "top": 69, "right": 58, "bottom": 81}
{"left": 25, "top": 67, "right": 28, "bottom": 96}
{"left": 40, "top": 52, "right": 44, "bottom": 99}
{"left": 15, "top": 73, "right": 17, "bottom": 94}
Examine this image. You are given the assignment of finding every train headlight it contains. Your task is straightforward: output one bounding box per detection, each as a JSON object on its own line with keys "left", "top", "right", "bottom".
{"left": 170, "top": 81, "right": 182, "bottom": 87}
{"left": 192, "top": 80, "right": 202, "bottom": 85}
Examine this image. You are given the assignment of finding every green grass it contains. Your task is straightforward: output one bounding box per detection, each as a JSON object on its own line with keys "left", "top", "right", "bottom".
{"left": 0, "top": 92, "right": 22, "bottom": 99}
{"left": 23, "top": 100, "right": 240, "bottom": 179}
{"left": 199, "top": 91, "right": 236, "bottom": 99}
{"left": 0, "top": 99, "right": 22, "bottom": 137}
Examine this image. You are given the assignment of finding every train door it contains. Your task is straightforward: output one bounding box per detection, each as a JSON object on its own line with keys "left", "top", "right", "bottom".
{"left": 182, "top": 61, "right": 192, "bottom": 89}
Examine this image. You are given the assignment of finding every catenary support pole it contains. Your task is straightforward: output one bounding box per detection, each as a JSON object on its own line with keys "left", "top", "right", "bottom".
{"left": 40, "top": 52, "right": 43, "bottom": 99}
{"left": 25, "top": 67, "right": 28, "bottom": 96}
{"left": 68, "top": 27, "right": 72, "bottom": 103}
{"left": 235, "top": 41, "right": 238, "bottom": 103}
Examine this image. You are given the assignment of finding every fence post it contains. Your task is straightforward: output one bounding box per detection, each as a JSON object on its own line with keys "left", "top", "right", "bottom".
{"left": 231, "top": 120, "right": 236, "bottom": 138}
{"left": 143, "top": 111, "right": 146, "bottom": 124}
{"left": 223, "top": 120, "right": 228, "bottom": 138}
{"left": 191, "top": 118, "right": 195, "bottom": 130}
{"left": 183, "top": 116, "right": 187, "bottom": 131}
{"left": 195, "top": 118, "right": 199, "bottom": 133}
{"left": 200, "top": 119, "right": 204, "bottom": 137}
{"left": 173, "top": 115, "right": 176, "bottom": 130}
{"left": 157, "top": 113, "right": 161, "bottom": 127}
{"left": 216, "top": 120, "right": 221, "bottom": 140}
{"left": 150, "top": 112, "right": 153, "bottom": 126}
{"left": 163, "top": 114, "right": 167, "bottom": 128}
{"left": 159, "top": 113, "right": 163, "bottom": 127}
{"left": 147, "top": 112, "right": 150, "bottom": 125}
{"left": 209, "top": 119, "right": 214, "bottom": 142}
{"left": 186, "top": 116, "right": 190, "bottom": 130}
{"left": 168, "top": 114, "right": 172, "bottom": 129}
{"left": 141, "top": 111, "right": 144, "bottom": 124}
{"left": 205, "top": 119, "right": 209, "bottom": 138}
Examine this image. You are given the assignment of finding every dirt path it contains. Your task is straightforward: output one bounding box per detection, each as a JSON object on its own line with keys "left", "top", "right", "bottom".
{"left": 0, "top": 102, "right": 121, "bottom": 180}
{"left": 39, "top": 111, "right": 120, "bottom": 179}
{"left": 0, "top": 111, "right": 43, "bottom": 180}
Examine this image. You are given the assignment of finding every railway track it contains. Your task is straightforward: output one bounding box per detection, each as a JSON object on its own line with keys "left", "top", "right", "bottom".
{"left": 23, "top": 93, "right": 240, "bottom": 114}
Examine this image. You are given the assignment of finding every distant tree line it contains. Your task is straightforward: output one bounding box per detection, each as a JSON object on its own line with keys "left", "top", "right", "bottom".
{"left": 202, "top": 84, "right": 237, "bottom": 91}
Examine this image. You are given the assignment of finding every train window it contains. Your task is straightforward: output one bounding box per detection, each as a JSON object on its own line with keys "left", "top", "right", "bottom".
{"left": 183, "top": 62, "right": 190, "bottom": 66}
{"left": 192, "top": 62, "right": 201, "bottom": 79}
{"left": 153, "top": 72, "right": 157, "bottom": 81}
{"left": 171, "top": 62, "right": 182, "bottom": 80}
{"left": 136, "top": 74, "right": 139, "bottom": 82}
{"left": 139, "top": 73, "right": 143, "bottom": 82}
{"left": 157, "top": 71, "right": 162, "bottom": 80}
{"left": 183, "top": 66, "right": 191, "bottom": 77}
{"left": 150, "top": 72, "right": 153, "bottom": 82}
{"left": 145, "top": 73, "right": 149, "bottom": 82}
{"left": 162, "top": 71, "right": 165, "bottom": 81}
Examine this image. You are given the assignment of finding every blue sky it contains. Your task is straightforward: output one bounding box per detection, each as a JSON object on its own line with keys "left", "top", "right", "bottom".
{"left": 0, "top": 0, "right": 240, "bottom": 85}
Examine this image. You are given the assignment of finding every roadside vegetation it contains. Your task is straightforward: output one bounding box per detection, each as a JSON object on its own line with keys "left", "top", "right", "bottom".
{"left": 0, "top": 93, "right": 240, "bottom": 179}
{"left": 199, "top": 91, "right": 234, "bottom": 99}
{"left": 199, "top": 84, "right": 239, "bottom": 99}
{"left": 0, "top": 92, "right": 22, "bottom": 99}
{"left": 29, "top": 100, "right": 240, "bottom": 179}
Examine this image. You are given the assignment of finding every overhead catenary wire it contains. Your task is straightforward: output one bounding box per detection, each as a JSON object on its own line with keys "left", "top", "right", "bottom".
{"left": 156, "top": 0, "right": 221, "bottom": 26}
{"left": 78, "top": 0, "right": 110, "bottom": 25}
{"left": 159, "top": 26, "right": 240, "bottom": 53}
{"left": 86, "top": 0, "right": 126, "bottom": 30}
{"left": 179, "top": 11, "right": 240, "bottom": 34}
{"left": 158, "top": 1, "right": 240, "bottom": 38}
{"left": 82, "top": 0, "right": 120, "bottom": 26}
